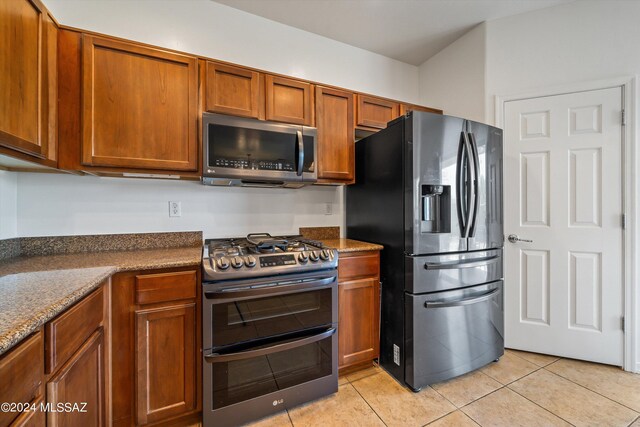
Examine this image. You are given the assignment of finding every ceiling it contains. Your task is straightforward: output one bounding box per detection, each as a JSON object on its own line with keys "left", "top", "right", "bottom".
{"left": 213, "top": 0, "right": 572, "bottom": 65}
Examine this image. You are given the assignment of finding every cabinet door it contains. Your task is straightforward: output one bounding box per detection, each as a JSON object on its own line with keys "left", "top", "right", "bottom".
{"left": 316, "top": 86, "right": 354, "bottom": 182}
{"left": 355, "top": 94, "right": 399, "bottom": 129}
{"left": 205, "top": 62, "right": 262, "bottom": 118}
{"left": 47, "top": 329, "right": 105, "bottom": 427}
{"left": 265, "top": 75, "right": 313, "bottom": 125}
{"left": 338, "top": 277, "right": 380, "bottom": 368}
{"left": 81, "top": 35, "right": 198, "bottom": 171}
{"left": 399, "top": 103, "right": 442, "bottom": 115}
{"left": 0, "top": 0, "right": 55, "bottom": 159}
{"left": 11, "top": 396, "right": 45, "bottom": 427}
{"left": 135, "top": 303, "right": 196, "bottom": 425}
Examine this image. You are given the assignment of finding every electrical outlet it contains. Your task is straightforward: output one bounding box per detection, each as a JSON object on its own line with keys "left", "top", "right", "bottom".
{"left": 169, "top": 201, "right": 182, "bottom": 217}
{"left": 324, "top": 203, "right": 332, "bottom": 215}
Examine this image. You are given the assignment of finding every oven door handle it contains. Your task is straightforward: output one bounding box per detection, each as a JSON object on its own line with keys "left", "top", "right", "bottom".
{"left": 204, "top": 275, "right": 336, "bottom": 300}
{"left": 204, "top": 327, "right": 336, "bottom": 363}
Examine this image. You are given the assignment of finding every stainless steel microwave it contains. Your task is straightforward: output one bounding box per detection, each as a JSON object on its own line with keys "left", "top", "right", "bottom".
{"left": 202, "top": 113, "right": 317, "bottom": 188}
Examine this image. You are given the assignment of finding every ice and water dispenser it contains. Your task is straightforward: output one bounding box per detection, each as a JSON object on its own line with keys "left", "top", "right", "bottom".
{"left": 421, "top": 184, "right": 450, "bottom": 233}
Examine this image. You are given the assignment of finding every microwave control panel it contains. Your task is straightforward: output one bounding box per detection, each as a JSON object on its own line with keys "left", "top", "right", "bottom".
{"left": 213, "top": 158, "right": 294, "bottom": 171}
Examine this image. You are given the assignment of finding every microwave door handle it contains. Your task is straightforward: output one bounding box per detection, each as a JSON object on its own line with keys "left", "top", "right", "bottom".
{"left": 296, "top": 130, "right": 304, "bottom": 176}
{"left": 204, "top": 327, "right": 336, "bottom": 363}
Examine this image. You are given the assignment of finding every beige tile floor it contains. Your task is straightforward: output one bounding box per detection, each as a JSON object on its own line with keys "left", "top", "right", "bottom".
{"left": 245, "top": 349, "right": 640, "bottom": 427}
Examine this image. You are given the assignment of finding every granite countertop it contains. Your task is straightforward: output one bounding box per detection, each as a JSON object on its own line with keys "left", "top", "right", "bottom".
{"left": 0, "top": 246, "right": 202, "bottom": 277}
{"left": 319, "top": 238, "right": 383, "bottom": 253}
{"left": 0, "top": 244, "right": 203, "bottom": 356}
{"left": 0, "top": 267, "right": 115, "bottom": 356}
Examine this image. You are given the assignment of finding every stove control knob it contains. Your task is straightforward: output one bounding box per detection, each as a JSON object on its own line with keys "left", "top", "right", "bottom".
{"left": 216, "top": 257, "right": 230, "bottom": 270}
{"left": 298, "top": 252, "right": 309, "bottom": 263}
{"left": 244, "top": 256, "right": 257, "bottom": 268}
{"left": 309, "top": 251, "right": 320, "bottom": 262}
{"left": 231, "top": 256, "right": 244, "bottom": 269}
{"left": 320, "top": 250, "right": 330, "bottom": 260}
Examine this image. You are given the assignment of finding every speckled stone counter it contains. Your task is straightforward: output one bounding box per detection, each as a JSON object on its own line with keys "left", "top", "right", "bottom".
{"left": 0, "top": 232, "right": 203, "bottom": 356}
{"left": 0, "top": 267, "right": 115, "bottom": 356}
{"left": 0, "top": 246, "right": 202, "bottom": 277}
{"left": 319, "top": 238, "right": 383, "bottom": 253}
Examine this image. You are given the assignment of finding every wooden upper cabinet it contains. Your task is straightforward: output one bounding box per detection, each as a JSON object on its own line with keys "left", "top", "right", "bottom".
{"left": 81, "top": 35, "right": 198, "bottom": 171}
{"left": 399, "top": 103, "right": 443, "bottom": 115}
{"left": 0, "top": 0, "right": 56, "bottom": 160}
{"left": 205, "top": 62, "right": 262, "bottom": 119}
{"left": 355, "top": 94, "right": 400, "bottom": 130}
{"left": 316, "top": 86, "right": 354, "bottom": 182}
{"left": 265, "top": 75, "right": 314, "bottom": 126}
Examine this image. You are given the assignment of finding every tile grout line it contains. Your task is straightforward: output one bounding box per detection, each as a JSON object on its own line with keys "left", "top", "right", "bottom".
{"left": 466, "top": 364, "right": 578, "bottom": 427}
{"left": 542, "top": 365, "right": 640, "bottom": 415}
{"left": 628, "top": 414, "right": 639, "bottom": 427}
{"left": 504, "top": 369, "right": 578, "bottom": 427}
{"left": 348, "top": 375, "right": 390, "bottom": 427}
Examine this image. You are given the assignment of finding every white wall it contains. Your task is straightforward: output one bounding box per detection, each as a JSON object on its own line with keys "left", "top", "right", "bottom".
{"left": 484, "top": 0, "right": 640, "bottom": 125}
{"left": 16, "top": 173, "right": 343, "bottom": 238}
{"left": 0, "top": 171, "right": 17, "bottom": 239}
{"left": 43, "top": 0, "right": 420, "bottom": 104}
{"left": 418, "top": 23, "right": 486, "bottom": 123}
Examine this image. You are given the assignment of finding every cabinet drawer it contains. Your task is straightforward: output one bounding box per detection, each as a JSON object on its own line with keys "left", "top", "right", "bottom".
{"left": 45, "top": 287, "right": 104, "bottom": 374}
{"left": 0, "top": 332, "right": 44, "bottom": 427}
{"left": 135, "top": 270, "right": 197, "bottom": 305}
{"left": 338, "top": 252, "right": 380, "bottom": 281}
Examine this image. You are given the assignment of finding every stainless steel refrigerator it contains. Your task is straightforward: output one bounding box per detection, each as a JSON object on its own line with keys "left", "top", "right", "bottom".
{"left": 346, "top": 111, "right": 504, "bottom": 391}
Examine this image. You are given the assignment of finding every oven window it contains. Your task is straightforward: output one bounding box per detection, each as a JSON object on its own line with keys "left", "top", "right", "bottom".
{"left": 209, "top": 124, "right": 297, "bottom": 171}
{"left": 211, "top": 288, "right": 332, "bottom": 347}
{"left": 211, "top": 334, "right": 332, "bottom": 410}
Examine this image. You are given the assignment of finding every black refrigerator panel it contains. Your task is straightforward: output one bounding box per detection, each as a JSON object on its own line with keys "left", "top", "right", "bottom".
{"left": 465, "top": 120, "right": 504, "bottom": 251}
{"left": 405, "top": 113, "right": 468, "bottom": 256}
{"left": 346, "top": 120, "right": 406, "bottom": 382}
{"left": 405, "top": 281, "right": 504, "bottom": 390}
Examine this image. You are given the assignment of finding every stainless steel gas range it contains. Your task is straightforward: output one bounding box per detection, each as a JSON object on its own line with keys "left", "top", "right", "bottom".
{"left": 202, "top": 233, "right": 338, "bottom": 427}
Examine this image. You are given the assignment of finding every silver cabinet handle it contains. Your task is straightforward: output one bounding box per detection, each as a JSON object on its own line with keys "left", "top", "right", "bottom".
{"left": 507, "top": 234, "right": 533, "bottom": 243}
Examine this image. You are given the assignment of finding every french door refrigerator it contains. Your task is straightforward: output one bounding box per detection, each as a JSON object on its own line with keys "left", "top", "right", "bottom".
{"left": 346, "top": 111, "right": 504, "bottom": 391}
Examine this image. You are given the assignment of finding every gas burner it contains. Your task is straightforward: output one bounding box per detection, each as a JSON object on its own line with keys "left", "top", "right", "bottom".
{"left": 203, "top": 232, "right": 336, "bottom": 281}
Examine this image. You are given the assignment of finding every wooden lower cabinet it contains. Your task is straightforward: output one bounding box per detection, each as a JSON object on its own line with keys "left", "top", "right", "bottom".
{"left": 337, "top": 251, "right": 381, "bottom": 370}
{"left": 135, "top": 303, "right": 196, "bottom": 425}
{"left": 11, "top": 396, "right": 45, "bottom": 427}
{"left": 47, "top": 329, "right": 106, "bottom": 427}
{"left": 112, "top": 267, "right": 201, "bottom": 427}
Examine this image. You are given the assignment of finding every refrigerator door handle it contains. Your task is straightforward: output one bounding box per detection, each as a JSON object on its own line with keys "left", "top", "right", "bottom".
{"left": 468, "top": 132, "right": 481, "bottom": 237}
{"left": 424, "top": 254, "right": 500, "bottom": 270}
{"left": 424, "top": 288, "right": 500, "bottom": 308}
{"left": 462, "top": 131, "right": 474, "bottom": 238}
{"left": 456, "top": 132, "right": 468, "bottom": 236}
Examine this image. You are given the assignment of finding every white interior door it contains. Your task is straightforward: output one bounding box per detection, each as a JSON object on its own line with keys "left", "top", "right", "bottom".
{"left": 504, "top": 87, "right": 624, "bottom": 366}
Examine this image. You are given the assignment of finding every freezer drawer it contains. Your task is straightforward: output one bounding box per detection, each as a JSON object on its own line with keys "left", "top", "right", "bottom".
{"left": 404, "top": 281, "right": 504, "bottom": 390}
{"left": 406, "top": 249, "right": 502, "bottom": 294}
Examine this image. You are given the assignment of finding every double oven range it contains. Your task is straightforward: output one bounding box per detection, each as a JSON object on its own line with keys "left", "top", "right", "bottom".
{"left": 202, "top": 234, "right": 338, "bottom": 427}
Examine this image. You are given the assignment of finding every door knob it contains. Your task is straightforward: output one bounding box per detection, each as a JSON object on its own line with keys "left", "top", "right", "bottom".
{"left": 508, "top": 234, "right": 533, "bottom": 243}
